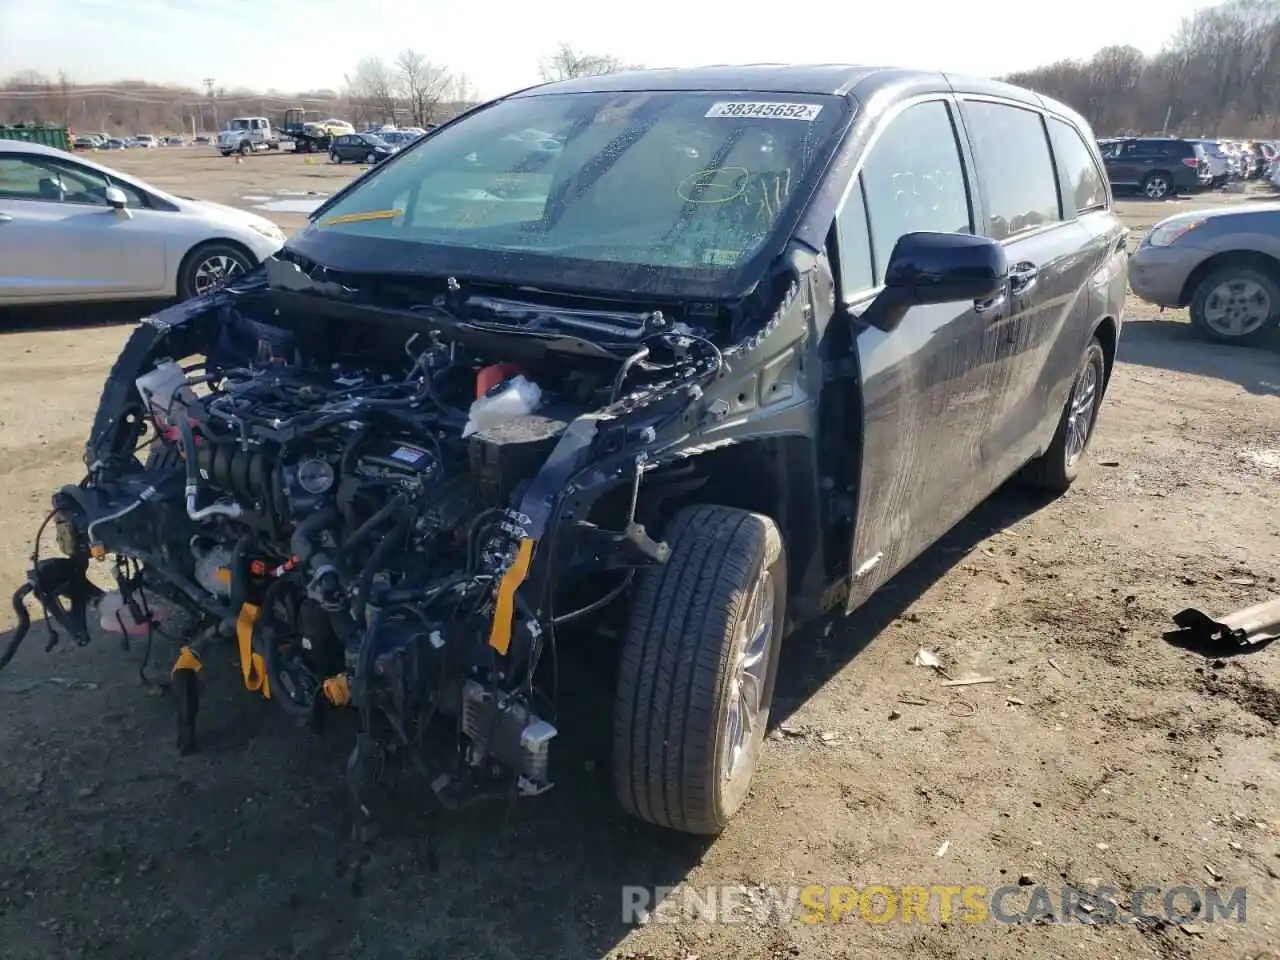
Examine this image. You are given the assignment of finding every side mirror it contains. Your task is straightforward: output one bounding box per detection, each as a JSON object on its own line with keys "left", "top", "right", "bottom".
{"left": 860, "top": 231, "right": 1008, "bottom": 334}
{"left": 104, "top": 186, "right": 128, "bottom": 213}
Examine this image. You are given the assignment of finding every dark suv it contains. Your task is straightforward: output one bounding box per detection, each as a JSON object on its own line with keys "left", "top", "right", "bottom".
{"left": 10, "top": 65, "right": 1129, "bottom": 837}
{"left": 1100, "top": 137, "right": 1209, "bottom": 198}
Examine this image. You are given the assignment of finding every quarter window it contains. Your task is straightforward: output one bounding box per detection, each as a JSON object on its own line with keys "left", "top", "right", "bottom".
{"left": 961, "top": 101, "right": 1060, "bottom": 240}
{"left": 1047, "top": 118, "right": 1107, "bottom": 215}
{"left": 859, "top": 99, "right": 972, "bottom": 285}
{"left": 835, "top": 176, "right": 874, "bottom": 296}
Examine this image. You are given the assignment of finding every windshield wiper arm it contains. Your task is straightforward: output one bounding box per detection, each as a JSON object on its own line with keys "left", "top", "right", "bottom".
{"left": 465, "top": 294, "right": 665, "bottom": 340}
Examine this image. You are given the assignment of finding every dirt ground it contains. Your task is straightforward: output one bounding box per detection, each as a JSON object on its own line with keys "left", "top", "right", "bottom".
{"left": 0, "top": 150, "right": 1277, "bottom": 960}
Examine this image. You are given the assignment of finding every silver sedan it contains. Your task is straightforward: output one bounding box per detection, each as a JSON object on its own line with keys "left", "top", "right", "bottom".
{"left": 0, "top": 141, "right": 285, "bottom": 306}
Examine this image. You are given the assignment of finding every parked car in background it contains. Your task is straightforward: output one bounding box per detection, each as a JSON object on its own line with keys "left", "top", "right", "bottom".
{"left": 379, "top": 130, "right": 420, "bottom": 149}
{"left": 328, "top": 132, "right": 396, "bottom": 164}
{"left": 1130, "top": 202, "right": 1280, "bottom": 344}
{"left": 103, "top": 138, "right": 128, "bottom": 150}
{"left": 72, "top": 136, "right": 99, "bottom": 151}
{"left": 194, "top": 134, "right": 211, "bottom": 144}
{"left": 132, "top": 134, "right": 159, "bottom": 149}
{"left": 0, "top": 140, "right": 285, "bottom": 305}
{"left": 1188, "top": 140, "right": 1231, "bottom": 188}
{"left": 1100, "top": 137, "right": 1208, "bottom": 198}
{"left": 164, "top": 136, "right": 186, "bottom": 147}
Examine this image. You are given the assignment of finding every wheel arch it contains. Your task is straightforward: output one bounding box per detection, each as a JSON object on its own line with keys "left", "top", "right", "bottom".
{"left": 1177, "top": 249, "right": 1280, "bottom": 307}
{"left": 615, "top": 435, "right": 830, "bottom": 629}
{"left": 1091, "top": 314, "right": 1119, "bottom": 390}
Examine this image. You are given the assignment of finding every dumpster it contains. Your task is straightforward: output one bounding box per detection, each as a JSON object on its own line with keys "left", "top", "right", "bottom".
{"left": 0, "top": 125, "right": 70, "bottom": 152}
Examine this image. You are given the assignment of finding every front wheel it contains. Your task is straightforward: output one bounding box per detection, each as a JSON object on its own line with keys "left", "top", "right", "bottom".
{"left": 1189, "top": 265, "right": 1280, "bottom": 345}
{"left": 178, "top": 242, "right": 253, "bottom": 300}
{"left": 238, "top": 141, "right": 250, "bottom": 157}
{"left": 1020, "top": 337, "right": 1107, "bottom": 493}
{"left": 613, "top": 505, "right": 786, "bottom": 835}
{"left": 365, "top": 152, "right": 376, "bottom": 164}
{"left": 1142, "top": 172, "right": 1172, "bottom": 199}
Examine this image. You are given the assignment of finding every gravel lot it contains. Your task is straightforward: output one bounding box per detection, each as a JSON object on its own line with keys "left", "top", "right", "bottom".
{"left": 0, "top": 149, "right": 1277, "bottom": 960}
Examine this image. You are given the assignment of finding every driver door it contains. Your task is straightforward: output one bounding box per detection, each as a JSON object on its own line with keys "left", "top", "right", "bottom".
{"left": 0, "top": 153, "right": 169, "bottom": 302}
{"left": 833, "top": 97, "right": 1009, "bottom": 610}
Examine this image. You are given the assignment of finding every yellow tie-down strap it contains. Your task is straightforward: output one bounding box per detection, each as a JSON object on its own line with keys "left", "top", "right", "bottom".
{"left": 236, "top": 602, "right": 272, "bottom": 699}
{"left": 488, "top": 538, "right": 535, "bottom": 655}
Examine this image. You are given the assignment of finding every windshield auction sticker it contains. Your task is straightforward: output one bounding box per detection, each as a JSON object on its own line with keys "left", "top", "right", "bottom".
{"left": 705, "top": 101, "right": 823, "bottom": 121}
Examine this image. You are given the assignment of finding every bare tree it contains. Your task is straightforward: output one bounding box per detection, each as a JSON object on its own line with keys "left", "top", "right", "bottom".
{"left": 538, "top": 43, "right": 638, "bottom": 82}
{"left": 395, "top": 49, "right": 452, "bottom": 127}
{"left": 345, "top": 56, "right": 399, "bottom": 124}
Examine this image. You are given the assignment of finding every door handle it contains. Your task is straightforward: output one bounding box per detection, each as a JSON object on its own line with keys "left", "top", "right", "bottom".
{"left": 1009, "top": 262, "right": 1039, "bottom": 295}
{"left": 0, "top": 213, "right": 13, "bottom": 224}
{"left": 974, "top": 291, "right": 1007, "bottom": 314}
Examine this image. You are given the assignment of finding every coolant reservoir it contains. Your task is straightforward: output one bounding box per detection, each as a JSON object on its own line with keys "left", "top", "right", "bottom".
{"left": 136, "top": 361, "right": 195, "bottom": 429}
{"left": 462, "top": 375, "right": 541, "bottom": 438}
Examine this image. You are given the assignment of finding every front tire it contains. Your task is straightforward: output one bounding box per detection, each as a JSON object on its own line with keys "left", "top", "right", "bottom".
{"left": 613, "top": 505, "right": 786, "bottom": 835}
{"left": 238, "top": 141, "right": 250, "bottom": 157}
{"left": 177, "top": 242, "right": 253, "bottom": 300}
{"left": 1189, "top": 265, "right": 1280, "bottom": 345}
{"left": 1142, "top": 171, "right": 1172, "bottom": 199}
{"left": 365, "top": 151, "right": 377, "bottom": 164}
{"left": 1021, "top": 337, "right": 1107, "bottom": 493}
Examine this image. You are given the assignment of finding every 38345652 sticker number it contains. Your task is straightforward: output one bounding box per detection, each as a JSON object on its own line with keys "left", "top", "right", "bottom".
{"left": 704, "top": 101, "right": 824, "bottom": 121}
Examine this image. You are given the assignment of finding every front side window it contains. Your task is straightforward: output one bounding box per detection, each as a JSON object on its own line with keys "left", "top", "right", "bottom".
{"left": 859, "top": 99, "right": 972, "bottom": 284}
{"left": 308, "top": 90, "right": 846, "bottom": 282}
{"left": 961, "top": 100, "right": 1061, "bottom": 240}
{"left": 1047, "top": 118, "right": 1107, "bottom": 215}
{"left": 0, "top": 155, "right": 144, "bottom": 207}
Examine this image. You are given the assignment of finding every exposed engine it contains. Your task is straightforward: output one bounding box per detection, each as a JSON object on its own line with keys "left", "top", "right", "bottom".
{"left": 62, "top": 331, "right": 576, "bottom": 804}
{"left": 0, "top": 256, "right": 744, "bottom": 876}
{"left": 0, "top": 287, "right": 724, "bottom": 842}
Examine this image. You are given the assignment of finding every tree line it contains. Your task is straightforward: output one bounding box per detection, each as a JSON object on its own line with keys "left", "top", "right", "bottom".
{"left": 0, "top": 43, "right": 636, "bottom": 135}
{"left": 1006, "top": 0, "right": 1280, "bottom": 137}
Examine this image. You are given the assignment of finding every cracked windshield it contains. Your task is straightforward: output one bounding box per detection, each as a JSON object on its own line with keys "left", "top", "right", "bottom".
{"left": 317, "top": 92, "right": 842, "bottom": 270}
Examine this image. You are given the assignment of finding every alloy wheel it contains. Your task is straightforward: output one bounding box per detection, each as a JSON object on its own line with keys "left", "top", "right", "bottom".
{"left": 1064, "top": 357, "right": 1101, "bottom": 466}
{"left": 721, "top": 570, "right": 776, "bottom": 785}
{"left": 192, "top": 254, "right": 246, "bottom": 295}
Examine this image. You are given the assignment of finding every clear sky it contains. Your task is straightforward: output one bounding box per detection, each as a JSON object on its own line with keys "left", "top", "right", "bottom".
{"left": 0, "top": 0, "right": 1217, "bottom": 100}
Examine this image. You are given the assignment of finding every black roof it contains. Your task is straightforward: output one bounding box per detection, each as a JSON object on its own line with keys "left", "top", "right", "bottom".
{"left": 514, "top": 64, "right": 894, "bottom": 97}
{"left": 508, "top": 63, "right": 1087, "bottom": 129}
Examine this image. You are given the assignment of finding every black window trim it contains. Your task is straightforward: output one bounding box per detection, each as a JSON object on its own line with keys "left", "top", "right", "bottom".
{"left": 830, "top": 92, "right": 977, "bottom": 305}
{"left": 955, "top": 93, "right": 1071, "bottom": 244}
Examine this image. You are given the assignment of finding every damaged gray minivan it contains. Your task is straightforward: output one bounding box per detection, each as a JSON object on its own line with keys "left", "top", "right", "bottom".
{"left": 10, "top": 65, "right": 1127, "bottom": 837}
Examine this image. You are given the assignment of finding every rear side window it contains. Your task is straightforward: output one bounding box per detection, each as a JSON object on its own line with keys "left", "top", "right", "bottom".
{"left": 961, "top": 100, "right": 1061, "bottom": 240}
{"left": 1047, "top": 118, "right": 1107, "bottom": 215}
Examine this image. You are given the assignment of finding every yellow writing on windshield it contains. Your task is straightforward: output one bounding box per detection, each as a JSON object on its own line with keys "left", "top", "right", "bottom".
{"left": 319, "top": 209, "right": 402, "bottom": 227}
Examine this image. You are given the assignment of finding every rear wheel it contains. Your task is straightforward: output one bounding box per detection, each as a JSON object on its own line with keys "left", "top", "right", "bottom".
{"left": 1189, "top": 265, "right": 1280, "bottom": 345}
{"left": 1021, "top": 337, "right": 1107, "bottom": 493}
{"left": 1142, "top": 171, "right": 1172, "bottom": 199}
{"left": 178, "top": 242, "right": 253, "bottom": 300}
{"left": 330, "top": 151, "right": 340, "bottom": 164}
{"left": 613, "top": 504, "right": 786, "bottom": 835}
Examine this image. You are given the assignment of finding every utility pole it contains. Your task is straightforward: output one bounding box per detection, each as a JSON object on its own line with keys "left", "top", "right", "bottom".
{"left": 203, "top": 78, "right": 219, "bottom": 131}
